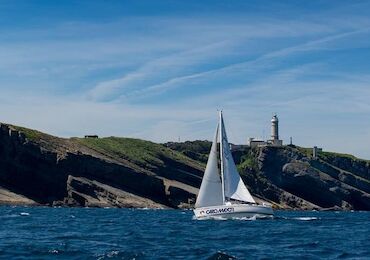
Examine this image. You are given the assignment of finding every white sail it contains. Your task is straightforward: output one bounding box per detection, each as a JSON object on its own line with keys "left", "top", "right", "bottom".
{"left": 193, "top": 112, "right": 274, "bottom": 219}
{"left": 220, "top": 113, "right": 256, "bottom": 204}
{"left": 195, "top": 123, "right": 224, "bottom": 208}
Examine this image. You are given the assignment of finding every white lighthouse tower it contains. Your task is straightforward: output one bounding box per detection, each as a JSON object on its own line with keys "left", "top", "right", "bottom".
{"left": 271, "top": 114, "right": 279, "bottom": 141}
{"left": 269, "top": 114, "right": 282, "bottom": 146}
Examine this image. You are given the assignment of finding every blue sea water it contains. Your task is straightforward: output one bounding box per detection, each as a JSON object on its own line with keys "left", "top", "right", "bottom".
{"left": 0, "top": 207, "right": 369, "bottom": 259}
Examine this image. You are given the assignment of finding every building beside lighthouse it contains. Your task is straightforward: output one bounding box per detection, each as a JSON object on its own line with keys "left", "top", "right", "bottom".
{"left": 248, "top": 114, "right": 283, "bottom": 147}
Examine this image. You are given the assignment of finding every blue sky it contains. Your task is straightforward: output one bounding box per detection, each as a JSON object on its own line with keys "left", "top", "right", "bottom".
{"left": 1, "top": 1, "right": 370, "bottom": 158}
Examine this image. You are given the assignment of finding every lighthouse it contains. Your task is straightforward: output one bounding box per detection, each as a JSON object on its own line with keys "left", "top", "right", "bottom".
{"left": 248, "top": 114, "right": 283, "bottom": 148}
{"left": 271, "top": 114, "right": 279, "bottom": 141}
{"left": 270, "top": 114, "right": 282, "bottom": 146}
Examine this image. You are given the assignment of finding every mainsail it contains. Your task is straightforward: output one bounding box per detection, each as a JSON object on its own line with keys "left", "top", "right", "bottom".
{"left": 195, "top": 123, "right": 224, "bottom": 208}
{"left": 220, "top": 113, "right": 256, "bottom": 204}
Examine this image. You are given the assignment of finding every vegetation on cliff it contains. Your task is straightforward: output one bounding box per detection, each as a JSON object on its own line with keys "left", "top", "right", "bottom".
{"left": 164, "top": 140, "right": 211, "bottom": 163}
{"left": 74, "top": 137, "right": 203, "bottom": 171}
{"left": 11, "top": 125, "right": 45, "bottom": 141}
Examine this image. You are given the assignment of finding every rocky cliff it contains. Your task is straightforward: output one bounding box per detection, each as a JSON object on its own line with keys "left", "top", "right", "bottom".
{"left": 0, "top": 123, "right": 369, "bottom": 210}
{"left": 0, "top": 123, "right": 203, "bottom": 208}
{"left": 236, "top": 146, "right": 370, "bottom": 210}
{"left": 166, "top": 142, "right": 370, "bottom": 211}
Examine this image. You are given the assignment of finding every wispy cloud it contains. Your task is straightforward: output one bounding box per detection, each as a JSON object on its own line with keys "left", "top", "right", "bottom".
{"left": 87, "top": 21, "right": 370, "bottom": 103}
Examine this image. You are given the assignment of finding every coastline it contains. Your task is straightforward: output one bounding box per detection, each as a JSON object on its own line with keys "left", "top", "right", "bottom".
{"left": 0, "top": 123, "right": 369, "bottom": 211}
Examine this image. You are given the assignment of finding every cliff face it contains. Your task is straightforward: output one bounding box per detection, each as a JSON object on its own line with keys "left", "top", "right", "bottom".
{"left": 236, "top": 146, "right": 370, "bottom": 210}
{"left": 166, "top": 141, "right": 370, "bottom": 211}
{"left": 0, "top": 123, "right": 203, "bottom": 208}
{"left": 0, "top": 123, "right": 369, "bottom": 210}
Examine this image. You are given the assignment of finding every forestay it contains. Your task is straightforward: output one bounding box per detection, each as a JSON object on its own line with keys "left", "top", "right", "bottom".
{"left": 195, "top": 123, "right": 224, "bottom": 208}
{"left": 220, "top": 114, "right": 256, "bottom": 204}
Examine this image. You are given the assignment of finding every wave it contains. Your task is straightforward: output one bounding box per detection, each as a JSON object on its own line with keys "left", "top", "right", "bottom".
{"left": 136, "top": 207, "right": 165, "bottom": 210}
{"left": 0, "top": 214, "right": 19, "bottom": 219}
{"left": 208, "top": 251, "right": 236, "bottom": 260}
{"left": 232, "top": 216, "right": 257, "bottom": 221}
{"left": 273, "top": 216, "right": 320, "bottom": 221}
{"left": 95, "top": 250, "right": 143, "bottom": 260}
{"left": 292, "top": 217, "right": 319, "bottom": 221}
{"left": 192, "top": 215, "right": 228, "bottom": 221}
{"left": 48, "top": 249, "right": 59, "bottom": 255}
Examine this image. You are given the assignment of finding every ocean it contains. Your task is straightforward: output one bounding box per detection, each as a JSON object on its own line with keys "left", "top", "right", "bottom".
{"left": 0, "top": 207, "right": 369, "bottom": 259}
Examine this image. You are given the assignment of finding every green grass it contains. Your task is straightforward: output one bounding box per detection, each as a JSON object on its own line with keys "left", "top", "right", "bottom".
{"left": 238, "top": 157, "right": 257, "bottom": 170}
{"left": 74, "top": 137, "right": 201, "bottom": 169}
{"left": 296, "top": 147, "right": 313, "bottom": 157}
{"left": 238, "top": 153, "right": 258, "bottom": 171}
{"left": 11, "top": 125, "right": 45, "bottom": 141}
{"left": 164, "top": 140, "right": 211, "bottom": 163}
{"left": 296, "top": 145, "right": 368, "bottom": 162}
{"left": 319, "top": 151, "right": 363, "bottom": 162}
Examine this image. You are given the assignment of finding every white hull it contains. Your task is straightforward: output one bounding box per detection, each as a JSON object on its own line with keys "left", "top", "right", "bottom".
{"left": 193, "top": 204, "right": 274, "bottom": 220}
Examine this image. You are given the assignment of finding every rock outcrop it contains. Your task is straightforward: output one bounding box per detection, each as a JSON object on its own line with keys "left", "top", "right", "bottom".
{"left": 238, "top": 146, "right": 370, "bottom": 210}
{"left": 61, "top": 175, "right": 166, "bottom": 208}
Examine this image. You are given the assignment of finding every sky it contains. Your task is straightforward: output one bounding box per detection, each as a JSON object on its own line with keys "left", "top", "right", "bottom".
{"left": 0, "top": 0, "right": 370, "bottom": 158}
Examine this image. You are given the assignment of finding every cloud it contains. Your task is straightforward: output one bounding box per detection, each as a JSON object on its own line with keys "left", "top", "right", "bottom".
{"left": 87, "top": 21, "right": 370, "bottom": 103}
{"left": 84, "top": 16, "right": 343, "bottom": 101}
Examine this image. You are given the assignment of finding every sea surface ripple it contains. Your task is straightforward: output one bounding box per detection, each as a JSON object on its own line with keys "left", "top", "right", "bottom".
{"left": 0, "top": 207, "right": 369, "bottom": 259}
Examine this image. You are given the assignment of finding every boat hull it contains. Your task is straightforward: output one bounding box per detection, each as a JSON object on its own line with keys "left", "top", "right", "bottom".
{"left": 193, "top": 204, "right": 274, "bottom": 219}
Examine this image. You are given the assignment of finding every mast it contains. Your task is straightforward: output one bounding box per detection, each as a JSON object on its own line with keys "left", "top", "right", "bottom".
{"left": 219, "top": 110, "right": 226, "bottom": 204}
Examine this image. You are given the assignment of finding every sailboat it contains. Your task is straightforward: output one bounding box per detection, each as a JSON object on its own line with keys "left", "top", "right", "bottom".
{"left": 193, "top": 111, "right": 274, "bottom": 219}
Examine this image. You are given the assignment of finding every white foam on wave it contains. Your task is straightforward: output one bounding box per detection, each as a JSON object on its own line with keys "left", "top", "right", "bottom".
{"left": 136, "top": 207, "right": 165, "bottom": 210}
{"left": 19, "top": 212, "right": 30, "bottom": 216}
{"left": 107, "top": 250, "right": 119, "bottom": 257}
{"left": 211, "top": 216, "right": 228, "bottom": 221}
{"left": 293, "top": 217, "right": 319, "bottom": 221}
{"left": 230, "top": 215, "right": 257, "bottom": 221}
{"left": 96, "top": 250, "right": 121, "bottom": 260}
{"left": 192, "top": 215, "right": 228, "bottom": 221}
